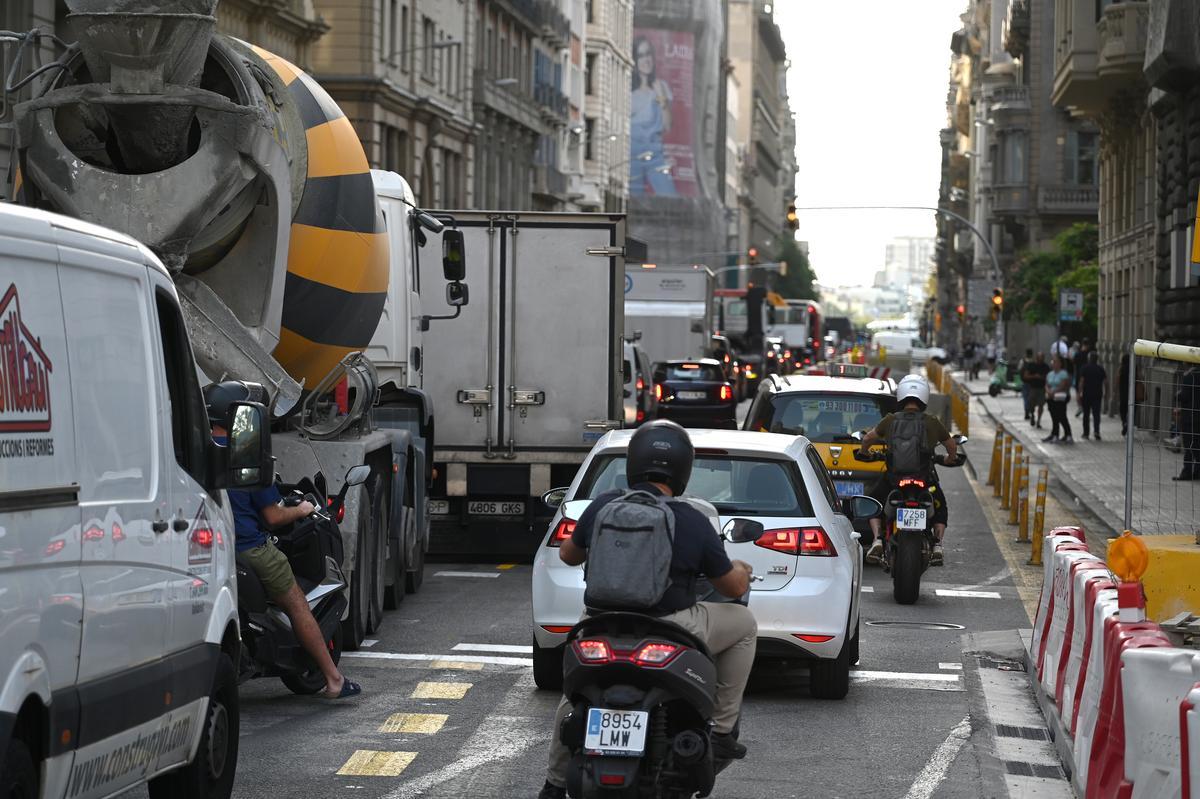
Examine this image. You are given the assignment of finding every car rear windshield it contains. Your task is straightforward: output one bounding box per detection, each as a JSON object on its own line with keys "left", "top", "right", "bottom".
{"left": 656, "top": 363, "right": 724, "bottom": 382}
{"left": 577, "top": 454, "right": 813, "bottom": 516}
{"left": 749, "top": 393, "right": 894, "bottom": 443}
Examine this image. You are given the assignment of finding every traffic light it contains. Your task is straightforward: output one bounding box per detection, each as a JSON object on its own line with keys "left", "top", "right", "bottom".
{"left": 956, "top": 303, "right": 965, "bottom": 321}
{"left": 786, "top": 203, "right": 798, "bottom": 231}
{"left": 748, "top": 247, "right": 759, "bottom": 265}
{"left": 991, "top": 288, "right": 1004, "bottom": 320}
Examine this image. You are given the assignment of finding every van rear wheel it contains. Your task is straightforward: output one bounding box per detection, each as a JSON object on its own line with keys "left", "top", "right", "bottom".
{"left": 2, "top": 737, "right": 37, "bottom": 799}
{"left": 148, "top": 653, "right": 238, "bottom": 799}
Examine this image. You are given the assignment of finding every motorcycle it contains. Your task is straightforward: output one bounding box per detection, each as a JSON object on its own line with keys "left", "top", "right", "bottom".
{"left": 854, "top": 437, "right": 967, "bottom": 605}
{"left": 557, "top": 518, "right": 764, "bottom": 799}
{"left": 236, "top": 464, "right": 370, "bottom": 694}
{"left": 988, "top": 358, "right": 1023, "bottom": 397}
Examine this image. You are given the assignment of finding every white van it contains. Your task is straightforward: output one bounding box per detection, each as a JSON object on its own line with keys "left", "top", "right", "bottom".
{"left": 0, "top": 204, "right": 271, "bottom": 799}
{"left": 870, "top": 330, "right": 948, "bottom": 364}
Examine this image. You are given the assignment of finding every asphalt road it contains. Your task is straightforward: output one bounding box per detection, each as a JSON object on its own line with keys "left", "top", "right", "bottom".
{"left": 121, "top": 461, "right": 1034, "bottom": 799}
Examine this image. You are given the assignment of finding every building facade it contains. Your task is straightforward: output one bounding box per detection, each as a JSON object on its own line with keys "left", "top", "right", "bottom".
{"left": 580, "top": 0, "right": 633, "bottom": 211}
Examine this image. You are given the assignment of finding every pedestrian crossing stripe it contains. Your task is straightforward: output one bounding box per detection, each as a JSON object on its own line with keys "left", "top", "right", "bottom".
{"left": 379, "top": 713, "right": 448, "bottom": 734}
{"left": 411, "top": 681, "right": 472, "bottom": 699}
{"left": 336, "top": 750, "right": 417, "bottom": 776}
{"left": 431, "top": 659, "right": 484, "bottom": 671}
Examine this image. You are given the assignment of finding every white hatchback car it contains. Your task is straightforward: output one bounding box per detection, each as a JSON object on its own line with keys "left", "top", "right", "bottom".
{"left": 531, "top": 429, "right": 880, "bottom": 700}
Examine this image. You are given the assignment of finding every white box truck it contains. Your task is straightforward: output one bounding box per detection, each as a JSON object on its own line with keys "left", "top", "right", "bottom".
{"left": 416, "top": 212, "right": 626, "bottom": 557}
{"left": 624, "top": 264, "right": 715, "bottom": 365}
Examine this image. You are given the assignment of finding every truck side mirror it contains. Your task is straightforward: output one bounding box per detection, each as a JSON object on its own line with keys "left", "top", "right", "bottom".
{"left": 227, "top": 401, "right": 272, "bottom": 489}
{"left": 447, "top": 281, "right": 468, "bottom": 307}
{"left": 442, "top": 229, "right": 466, "bottom": 281}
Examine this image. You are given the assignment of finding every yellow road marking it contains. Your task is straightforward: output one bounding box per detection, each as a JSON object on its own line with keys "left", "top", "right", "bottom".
{"left": 336, "top": 750, "right": 417, "bottom": 777}
{"left": 379, "top": 713, "right": 448, "bottom": 734}
{"left": 497, "top": 563, "right": 516, "bottom": 570}
{"left": 431, "top": 659, "right": 484, "bottom": 671}
{"left": 411, "top": 681, "right": 472, "bottom": 699}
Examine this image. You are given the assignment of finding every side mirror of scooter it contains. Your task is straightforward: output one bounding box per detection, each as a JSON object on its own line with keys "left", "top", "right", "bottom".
{"left": 329, "top": 465, "right": 372, "bottom": 520}
{"left": 954, "top": 434, "right": 969, "bottom": 446}
{"left": 841, "top": 494, "right": 883, "bottom": 521}
{"left": 724, "top": 518, "right": 765, "bottom": 544}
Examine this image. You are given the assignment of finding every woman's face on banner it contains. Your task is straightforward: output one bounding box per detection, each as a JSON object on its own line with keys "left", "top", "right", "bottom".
{"left": 636, "top": 41, "right": 654, "bottom": 77}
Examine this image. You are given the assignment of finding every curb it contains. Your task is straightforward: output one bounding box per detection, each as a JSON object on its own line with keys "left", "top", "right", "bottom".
{"left": 1024, "top": 640, "right": 1085, "bottom": 797}
{"left": 972, "top": 394, "right": 1124, "bottom": 540}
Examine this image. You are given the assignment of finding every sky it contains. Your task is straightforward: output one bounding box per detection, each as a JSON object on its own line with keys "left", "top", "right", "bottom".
{"left": 773, "top": 0, "right": 966, "bottom": 289}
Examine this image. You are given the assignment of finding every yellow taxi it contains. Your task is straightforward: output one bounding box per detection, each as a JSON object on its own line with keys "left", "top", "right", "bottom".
{"left": 743, "top": 363, "right": 897, "bottom": 500}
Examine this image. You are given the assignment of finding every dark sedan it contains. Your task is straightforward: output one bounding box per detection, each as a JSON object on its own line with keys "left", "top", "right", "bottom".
{"left": 653, "top": 358, "right": 738, "bottom": 429}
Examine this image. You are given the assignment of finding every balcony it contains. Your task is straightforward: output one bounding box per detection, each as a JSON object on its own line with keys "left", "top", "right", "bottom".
{"left": 1004, "top": 0, "right": 1030, "bottom": 60}
{"left": 990, "top": 84, "right": 1031, "bottom": 125}
{"left": 1050, "top": 0, "right": 1102, "bottom": 113}
{"left": 501, "top": 0, "right": 570, "bottom": 44}
{"left": 534, "top": 82, "right": 569, "bottom": 124}
{"left": 473, "top": 69, "right": 545, "bottom": 134}
{"left": 991, "top": 183, "right": 1031, "bottom": 215}
{"left": 1097, "top": 1, "right": 1149, "bottom": 87}
{"left": 533, "top": 164, "right": 568, "bottom": 200}
{"left": 1145, "top": 0, "right": 1200, "bottom": 91}
{"left": 1038, "top": 184, "right": 1100, "bottom": 216}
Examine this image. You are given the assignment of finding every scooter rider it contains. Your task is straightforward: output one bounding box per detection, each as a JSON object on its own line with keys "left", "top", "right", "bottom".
{"left": 858, "top": 374, "right": 958, "bottom": 566}
{"left": 538, "top": 420, "right": 757, "bottom": 799}
{"left": 205, "top": 381, "right": 361, "bottom": 700}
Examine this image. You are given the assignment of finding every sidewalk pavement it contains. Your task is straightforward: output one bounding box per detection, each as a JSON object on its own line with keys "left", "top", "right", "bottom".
{"left": 955, "top": 371, "right": 1199, "bottom": 538}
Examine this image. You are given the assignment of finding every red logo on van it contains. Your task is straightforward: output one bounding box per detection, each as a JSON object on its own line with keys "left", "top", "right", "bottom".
{"left": 0, "top": 283, "right": 53, "bottom": 433}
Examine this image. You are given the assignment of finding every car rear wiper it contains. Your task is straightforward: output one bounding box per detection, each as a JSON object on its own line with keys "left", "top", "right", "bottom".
{"left": 713, "top": 504, "right": 762, "bottom": 514}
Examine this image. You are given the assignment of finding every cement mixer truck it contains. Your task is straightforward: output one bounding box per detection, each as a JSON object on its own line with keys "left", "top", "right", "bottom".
{"left": 5, "top": 1, "right": 465, "bottom": 649}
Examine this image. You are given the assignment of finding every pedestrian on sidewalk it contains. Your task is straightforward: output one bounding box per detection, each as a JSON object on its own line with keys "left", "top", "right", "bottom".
{"left": 1073, "top": 340, "right": 1090, "bottom": 417}
{"left": 1079, "top": 351, "right": 1106, "bottom": 440}
{"left": 1051, "top": 335, "right": 1070, "bottom": 363}
{"left": 986, "top": 340, "right": 997, "bottom": 374}
{"left": 1018, "top": 348, "right": 1034, "bottom": 421}
{"left": 1175, "top": 362, "right": 1199, "bottom": 481}
{"left": 1044, "top": 354, "right": 1074, "bottom": 443}
{"left": 1023, "top": 352, "right": 1048, "bottom": 428}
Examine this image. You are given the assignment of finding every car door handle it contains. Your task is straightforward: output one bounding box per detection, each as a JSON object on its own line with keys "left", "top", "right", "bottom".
{"left": 152, "top": 520, "right": 169, "bottom": 533}
{"left": 172, "top": 518, "right": 189, "bottom": 532}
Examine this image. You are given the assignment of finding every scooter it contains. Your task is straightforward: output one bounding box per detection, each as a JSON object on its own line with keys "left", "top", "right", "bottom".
{"left": 236, "top": 464, "right": 370, "bottom": 694}
{"left": 988, "top": 358, "right": 1023, "bottom": 397}
{"left": 855, "top": 438, "right": 967, "bottom": 605}
{"left": 557, "top": 518, "right": 764, "bottom": 799}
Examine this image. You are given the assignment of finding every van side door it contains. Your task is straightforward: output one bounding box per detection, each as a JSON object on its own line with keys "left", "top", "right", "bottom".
{"left": 56, "top": 232, "right": 171, "bottom": 797}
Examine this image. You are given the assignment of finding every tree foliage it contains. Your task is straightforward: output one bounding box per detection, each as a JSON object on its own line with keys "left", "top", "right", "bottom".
{"left": 1008, "top": 223, "right": 1098, "bottom": 337}
{"left": 772, "top": 236, "right": 820, "bottom": 301}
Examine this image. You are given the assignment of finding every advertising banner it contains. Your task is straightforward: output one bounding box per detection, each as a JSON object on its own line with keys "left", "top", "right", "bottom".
{"left": 630, "top": 28, "right": 696, "bottom": 197}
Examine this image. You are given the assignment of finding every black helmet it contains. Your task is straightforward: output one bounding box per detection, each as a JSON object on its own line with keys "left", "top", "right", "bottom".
{"left": 626, "top": 419, "right": 694, "bottom": 496}
{"left": 203, "top": 380, "right": 251, "bottom": 428}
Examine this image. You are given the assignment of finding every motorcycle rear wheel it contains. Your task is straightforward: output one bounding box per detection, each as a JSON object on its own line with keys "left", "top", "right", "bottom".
{"left": 281, "top": 626, "right": 344, "bottom": 695}
{"left": 892, "top": 535, "right": 923, "bottom": 605}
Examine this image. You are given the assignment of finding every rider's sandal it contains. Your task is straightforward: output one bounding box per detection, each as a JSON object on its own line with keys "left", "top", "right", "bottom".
{"left": 320, "top": 679, "right": 362, "bottom": 699}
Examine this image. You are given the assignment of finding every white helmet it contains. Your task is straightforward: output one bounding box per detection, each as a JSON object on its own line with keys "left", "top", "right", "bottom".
{"left": 896, "top": 374, "right": 930, "bottom": 409}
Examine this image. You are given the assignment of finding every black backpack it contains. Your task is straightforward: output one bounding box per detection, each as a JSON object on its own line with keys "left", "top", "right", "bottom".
{"left": 886, "top": 411, "right": 933, "bottom": 480}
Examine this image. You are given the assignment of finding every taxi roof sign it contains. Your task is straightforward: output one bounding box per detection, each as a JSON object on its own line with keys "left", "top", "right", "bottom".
{"left": 828, "top": 363, "right": 869, "bottom": 379}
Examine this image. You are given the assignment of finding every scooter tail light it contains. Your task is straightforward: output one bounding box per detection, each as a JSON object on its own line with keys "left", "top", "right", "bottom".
{"left": 547, "top": 518, "right": 576, "bottom": 547}
{"left": 633, "top": 642, "right": 681, "bottom": 666}
{"left": 574, "top": 639, "right": 612, "bottom": 663}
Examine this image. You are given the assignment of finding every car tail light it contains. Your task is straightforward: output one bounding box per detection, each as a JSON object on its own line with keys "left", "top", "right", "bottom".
{"left": 719, "top": 384, "right": 733, "bottom": 402}
{"left": 547, "top": 518, "right": 576, "bottom": 547}
{"left": 636, "top": 409, "right": 645, "bottom": 423}
{"left": 767, "top": 350, "right": 776, "bottom": 359}
{"left": 654, "top": 383, "right": 662, "bottom": 400}
{"left": 633, "top": 642, "right": 681, "bottom": 666}
{"left": 733, "top": 364, "right": 740, "bottom": 375}
{"left": 599, "top": 774, "right": 626, "bottom": 786}
{"left": 636, "top": 377, "right": 645, "bottom": 391}
{"left": 574, "top": 639, "right": 612, "bottom": 663}
{"left": 755, "top": 527, "right": 836, "bottom": 556}
{"left": 327, "top": 497, "right": 346, "bottom": 523}
{"left": 792, "top": 634, "right": 835, "bottom": 643}
{"left": 541, "top": 625, "right": 573, "bottom": 634}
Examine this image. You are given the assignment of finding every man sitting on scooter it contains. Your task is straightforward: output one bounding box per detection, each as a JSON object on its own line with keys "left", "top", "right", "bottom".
{"left": 858, "top": 374, "right": 958, "bottom": 566}
{"left": 205, "top": 381, "right": 361, "bottom": 700}
{"left": 538, "top": 420, "right": 757, "bottom": 799}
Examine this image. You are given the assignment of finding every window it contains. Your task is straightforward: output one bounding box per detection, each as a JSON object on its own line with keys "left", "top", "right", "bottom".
{"left": 383, "top": 126, "right": 409, "bottom": 174}
{"left": 155, "top": 290, "right": 208, "bottom": 483}
{"left": 1067, "top": 130, "right": 1099, "bottom": 186}
{"left": 400, "top": 5, "right": 409, "bottom": 70}
{"left": 381, "top": 0, "right": 393, "bottom": 61}
{"left": 586, "top": 0, "right": 594, "bottom": 23}
{"left": 577, "top": 455, "right": 814, "bottom": 517}
{"left": 652, "top": 362, "right": 725, "bottom": 382}
{"left": 748, "top": 392, "right": 894, "bottom": 441}
{"left": 422, "top": 17, "right": 435, "bottom": 78}
{"left": 585, "top": 53, "right": 596, "bottom": 95}
{"left": 584, "top": 116, "right": 596, "bottom": 160}
{"left": 999, "top": 130, "right": 1027, "bottom": 183}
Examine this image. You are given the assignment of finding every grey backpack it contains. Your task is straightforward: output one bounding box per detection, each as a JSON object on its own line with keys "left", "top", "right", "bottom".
{"left": 583, "top": 490, "right": 676, "bottom": 611}
{"left": 886, "top": 411, "right": 933, "bottom": 480}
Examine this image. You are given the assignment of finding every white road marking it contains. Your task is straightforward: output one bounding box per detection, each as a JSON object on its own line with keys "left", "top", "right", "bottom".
{"left": 958, "top": 570, "right": 1010, "bottom": 591}
{"left": 860, "top": 585, "right": 875, "bottom": 593}
{"left": 343, "top": 651, "right": 533, "bottom": 667}
{"left": 938, "top": 662, "right": 963, "bottom": 671}
{"left": 382, "top": 671, "right": 549, "bottom": 799}
{"left": 902, "top": 715, "right": 972, "bottom": 799}
{"left": 434, "top": 571, "right": 501, "bottom": 579}
{"left": 935, "top": 588, "right": 1002, "bottom": 599}
{"left": 851, "top": 670, "right": 961, "bottom": 683}
{"left": 452, "top": 643, "right": 534, "bottom": 654}
{"left": 360, "top": 639, "right": 378, "bottom": 648}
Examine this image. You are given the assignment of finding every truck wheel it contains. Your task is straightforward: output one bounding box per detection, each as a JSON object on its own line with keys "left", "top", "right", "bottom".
{"left": 342, "top": 501, "right": 371, "bottom": 650}
{"left": 2, "top": 736, "right": 37, "bottom": 799}
{"left": 532, "top": 639, "right": 564, "bottom": 691}
{"left": 384, "top": 505, "right": 409, "bottom": 610}
{"left": 404, "top": 522, "right": 426, "bottom": 594}
{"left": 367, "top": 481, "right": 388, "bottom": 633}
{"left": 148, "top": 653, "right": 238, "bottom": 799}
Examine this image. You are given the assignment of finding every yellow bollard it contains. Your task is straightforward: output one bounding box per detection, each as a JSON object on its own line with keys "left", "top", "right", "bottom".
{"left": 1029, "top": 466, "right": 1049, "bottom": 566}
{"left": 1008, "top": 443, "right": 1023, "bottom": 524}
{"left": 1000, "top": 434, "right": 1013, "bottom": 506}
{"left": 1017, "top": 456, "right": 1030, "bottom": 541}
{"left": 988, "top": 425, "right": 1004, "bottom": 486}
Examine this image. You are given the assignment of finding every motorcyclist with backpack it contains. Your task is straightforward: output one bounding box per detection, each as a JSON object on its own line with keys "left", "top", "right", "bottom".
{"left": 859, "top": 374, "right": 958, "bottom": 566}
{"left": 537, "top": 420, "right": 757, "bottom": 799}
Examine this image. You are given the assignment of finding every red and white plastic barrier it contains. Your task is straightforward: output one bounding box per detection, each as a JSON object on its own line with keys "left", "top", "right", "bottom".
{"left": 1063, "top": 578, "right": 1117, "bottom": 731}
{"left": 1074, "top": 591, "right": 1122, "bottom": 788}
{"left": 1031, "top": 532, "right": 1092, "bottom": 669}
{"left": 1120, "top": 648, "right": 1198, "bottom": 798}
{"left": 1184, "top": 681, "right": 1200, "bottom": 799}
{"left": 1038, "top": 548, "right": 1099, "bottom": 689}
{"left": 1058, "top": 567, "right": 1116, "bottom": 713}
